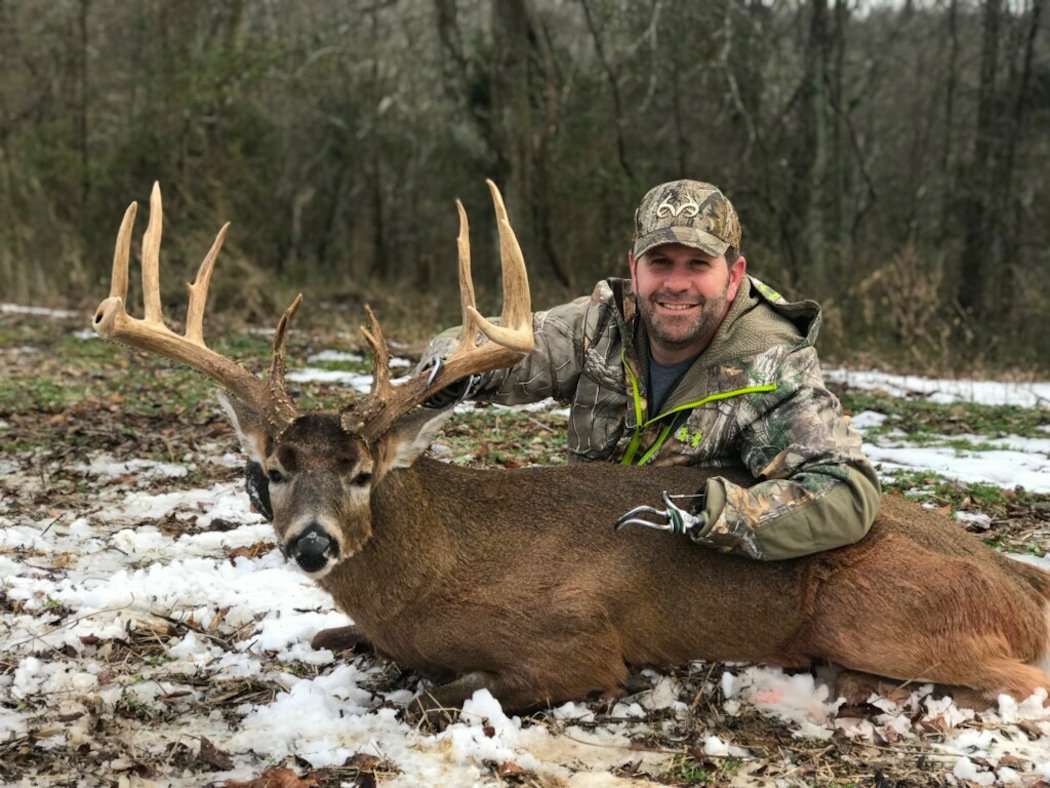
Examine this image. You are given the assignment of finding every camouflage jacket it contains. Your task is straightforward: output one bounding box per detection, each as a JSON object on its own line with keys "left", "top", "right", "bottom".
{"left": 426, "top": 275, "right": 880, "bottom": 561}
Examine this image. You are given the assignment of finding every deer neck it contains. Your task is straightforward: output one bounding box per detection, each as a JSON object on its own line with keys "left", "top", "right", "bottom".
{"left": 317, "top": 456, "right": 463, "bottom": 627}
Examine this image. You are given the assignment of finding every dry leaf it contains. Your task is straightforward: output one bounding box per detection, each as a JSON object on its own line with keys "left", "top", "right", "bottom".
{"left": 222, "top": 766, "right": 319, "bottom": 788}
{"left": 198, "top": 736, "right": 235, "bottom": 771}
{"left": 228, "top": 541, "right": 276, "bottom": 564}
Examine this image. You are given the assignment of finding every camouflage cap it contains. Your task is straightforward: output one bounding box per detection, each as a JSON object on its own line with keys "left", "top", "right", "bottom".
{"left": 633, "top": 180, "right": 742, "bottom": 259}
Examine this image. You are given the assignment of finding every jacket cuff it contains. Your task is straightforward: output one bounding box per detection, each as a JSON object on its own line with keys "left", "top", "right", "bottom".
{"left": 702, "top": 476, "right": 728, "bottom": 526}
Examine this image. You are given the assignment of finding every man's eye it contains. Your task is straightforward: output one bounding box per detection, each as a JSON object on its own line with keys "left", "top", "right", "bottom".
{"left": 267, "top": 469, "right": 285, "bottom": 484}
{"left": 351, "top": 472, "right": 373, "bottom": 486}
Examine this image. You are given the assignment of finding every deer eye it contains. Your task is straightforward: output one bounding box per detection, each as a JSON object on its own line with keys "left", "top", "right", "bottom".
{"left": 267, "top": 469, "right": 285, "bottom": 484}
{"left": 351, "top": 472, "right": 373, "bottom": 486}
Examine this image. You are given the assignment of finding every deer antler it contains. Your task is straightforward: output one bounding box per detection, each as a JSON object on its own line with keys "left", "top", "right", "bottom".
{"left": 93, "top": 182, "right": 300, "bottom": 434}
{"left": 341, "top": 179, "right": 534, "bottom": 440}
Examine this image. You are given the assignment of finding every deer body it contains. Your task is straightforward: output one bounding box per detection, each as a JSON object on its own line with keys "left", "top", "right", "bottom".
{"left": 318, "top": 455, "right": 1050, "bottom": 710}
{"left": 93, "top": 181, "right": 1050, "bottom": 715}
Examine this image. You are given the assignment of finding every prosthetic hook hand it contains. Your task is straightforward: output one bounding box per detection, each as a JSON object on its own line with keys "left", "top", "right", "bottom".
{"left": 613, "top": 491, "right": 711, "bottom": 542}
{"left": 419, "top": 356, "right": 483, "bottom": 409}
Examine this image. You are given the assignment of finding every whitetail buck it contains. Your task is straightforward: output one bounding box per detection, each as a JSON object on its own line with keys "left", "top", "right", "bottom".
{"left": 93, "top": 182, "right": 1050, "bottom": 714}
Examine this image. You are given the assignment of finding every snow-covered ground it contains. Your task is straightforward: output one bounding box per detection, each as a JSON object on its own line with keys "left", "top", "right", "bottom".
{"left": 830, "top": 367, "right": 1050, "bottom": 494}
{"left": 826, "top": 367, "right": 1050, "bottom": 409}
{"left": 3, "top": 355, "right": 1050, "bottom": 785}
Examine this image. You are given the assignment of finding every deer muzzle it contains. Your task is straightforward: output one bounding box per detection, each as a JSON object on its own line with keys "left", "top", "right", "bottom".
{"left": 288, "top": 523, "right": 336, "bottom": 573}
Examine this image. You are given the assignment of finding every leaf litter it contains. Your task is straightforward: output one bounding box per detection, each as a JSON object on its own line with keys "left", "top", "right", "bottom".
{"left": 4, "top": 310, "right": 1050, "bottom": 786}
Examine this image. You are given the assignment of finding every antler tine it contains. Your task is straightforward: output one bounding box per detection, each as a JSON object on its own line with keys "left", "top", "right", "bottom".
{"left": 347, "top": 180, "right": 534, "bottom": 442}
{"left": 185, "top": 222, "right": 230, "bottom": 346}
{"left": 478, "top": 178, "right": 533, "bottom": 352}
{"left": 361, "top": 305, "right": 393, "bottom": 399}
{"left": 454, "top": 199, "right": 481, "bottom": 354}
{"left": 267, "top": 293, "right": 303, "bottom": 430}
{"left": 142, "top": 182, "right": 164, "bottom": 325}
{"left": 109, "top": 202, "right": 138, "bottom": 301}
{"left": 94, "top": 184, "right": 298, "bottom": 434}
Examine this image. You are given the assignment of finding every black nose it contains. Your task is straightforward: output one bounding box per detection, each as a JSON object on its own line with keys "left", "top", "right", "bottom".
{"left": 289, "top": 524, "right": 334, "bottom": 573}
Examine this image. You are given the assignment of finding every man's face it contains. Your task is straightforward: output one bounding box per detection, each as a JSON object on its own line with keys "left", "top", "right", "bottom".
{"left": 629, "top": 243, "right": 746, "bottom": 364}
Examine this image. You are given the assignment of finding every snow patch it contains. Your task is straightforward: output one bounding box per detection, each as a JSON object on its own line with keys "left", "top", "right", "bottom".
{"left": 74, "top": 455, "right": 189, "bottom": 481}
{"left": 1, "top": 303, "right": 79, "bottom": 318}
{"left": 826, "top": 368, "right": 1050, "bottom": 409}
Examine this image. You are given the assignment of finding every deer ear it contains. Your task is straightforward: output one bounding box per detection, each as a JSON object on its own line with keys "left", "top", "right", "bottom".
{"left": 380, "top": 406, "right": 456, "bottom": 471}
{"left": 217, "top": 391, "right": 271, "bottom": 464}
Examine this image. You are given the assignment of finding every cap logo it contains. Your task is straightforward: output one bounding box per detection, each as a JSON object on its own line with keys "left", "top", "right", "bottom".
{"left": 656, "top": 197, "right": 699, "bottom": 219}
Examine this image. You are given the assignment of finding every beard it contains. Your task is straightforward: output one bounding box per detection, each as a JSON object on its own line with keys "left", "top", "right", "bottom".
{"left": 638, "top": 288, "right": 729, "bottom": 355}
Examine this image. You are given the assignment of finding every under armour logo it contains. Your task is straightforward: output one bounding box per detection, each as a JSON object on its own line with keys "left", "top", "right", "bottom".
{"left": 656, "top": 197, "right": 700, "bottom": 218}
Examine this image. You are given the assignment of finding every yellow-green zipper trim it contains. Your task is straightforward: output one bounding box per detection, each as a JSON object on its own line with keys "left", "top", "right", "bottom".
{"left": 620, "top": 383, "right": 777, "bottom": 466}
{"left": 622, "top": 351, "right": 643, "bottom": 427}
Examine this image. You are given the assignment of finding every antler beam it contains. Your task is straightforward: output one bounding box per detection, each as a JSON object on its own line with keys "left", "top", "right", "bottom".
{"left": 342, "top": 179, "right": 534, "bottom": 440}
{"left": 93, "top": 182, "right": 300, "bottom": 434}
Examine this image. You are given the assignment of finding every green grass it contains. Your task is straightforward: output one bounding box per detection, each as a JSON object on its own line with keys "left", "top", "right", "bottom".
{"left": 298, "top": 356, "right": 370, "bottom": 374}
{"left": 660, "top": 754, "right": 743, "bottom": 785}
{"left": 882, "top": 469, "right": 1009, "bottom": 509}
{"left": 0, "top": 377, "right": 81, "bottom": 412}
{"left": 214, "top": 332, "right": 274, "bottom": 360}
{"left": 441, "top": 407, "right": 568, "bottom": 467}
{"left": 840, "top": 390, "right": 1050, "bottom": 440}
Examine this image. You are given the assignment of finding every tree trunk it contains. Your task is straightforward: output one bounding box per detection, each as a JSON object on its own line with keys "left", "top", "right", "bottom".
{"left": 938, "top": 0, "right": 959, "bottom": 243}
{"left": 804, "top": 0, "right": 829, "bottom": 289}
{"left": 77, "top": 0, "right": 91, "bottom": 245}
{"left": 956, "top": 0, "right": 1002, "bottom": 318}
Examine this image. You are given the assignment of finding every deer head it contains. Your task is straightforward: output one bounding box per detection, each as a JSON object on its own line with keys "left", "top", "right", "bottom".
{"left": 94, "top": 181, "right": 533, "bottom": 578}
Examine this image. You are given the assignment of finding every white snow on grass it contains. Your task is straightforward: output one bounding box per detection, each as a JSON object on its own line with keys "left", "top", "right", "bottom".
{"left": 864, "top": 444, "right": 1050, "bottom": 493}
{"left": 306, "top": 349, "right": 411, "bottom": 368}
{"left": 827, "top": 367, "right": 1050, "bottom": 408}
{"left": 73, "top": 455, "right": 190, "bottom": 481}
{"left": 286, "top": 368, "right": 373, "bottom": 388}
{"left": 0, "top": 303, "right": 79, "bottom": 319}
{"left": 847, "top": 407, "right": 1050, "bottom": 493}
{"left": 288, "top": 349, "right": 414, "bottom": 386}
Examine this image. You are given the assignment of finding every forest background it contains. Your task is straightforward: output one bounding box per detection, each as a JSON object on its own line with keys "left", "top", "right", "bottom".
{"left": 1, "top": 0, "right": 1047, "bottom": 373}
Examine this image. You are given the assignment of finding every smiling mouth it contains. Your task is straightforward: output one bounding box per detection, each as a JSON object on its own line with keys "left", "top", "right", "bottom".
{"left": 655, "top": 301, "right": 699, "bottom": 312}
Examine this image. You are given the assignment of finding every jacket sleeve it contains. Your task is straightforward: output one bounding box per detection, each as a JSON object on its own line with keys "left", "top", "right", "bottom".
{"left": 419, "top": 295, "right": 593, "bottom": 406}
{"left": 693, "top": 346, "right": 881, "bottom": 560}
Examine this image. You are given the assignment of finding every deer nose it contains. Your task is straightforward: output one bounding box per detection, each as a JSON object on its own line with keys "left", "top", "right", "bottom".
{"left": 289, "top": 524, "right": 334, "bottom": 573}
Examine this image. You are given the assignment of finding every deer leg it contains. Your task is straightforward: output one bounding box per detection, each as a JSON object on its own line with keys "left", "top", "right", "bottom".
{"left": 310, "top": 624, "right": 373, "bottom": 653}
{"left": 835, "top": 667, "right": 999, "bottom": 711}
{"left": 404, "top": 671, "right": 505, "bottom": 731}
{"left": 958, "top": 659, "right": 1050, "bottom": 703}
{"left": 834, "top": 669, "right": 904, "bottom": 706}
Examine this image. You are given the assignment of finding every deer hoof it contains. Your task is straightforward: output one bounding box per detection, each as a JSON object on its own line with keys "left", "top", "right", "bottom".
{"left": 402, "top": 691, "right": 459, "bottom": 733}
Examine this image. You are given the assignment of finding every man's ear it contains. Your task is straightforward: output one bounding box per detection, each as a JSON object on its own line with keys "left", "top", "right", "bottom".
{"left": 217, "top": 391, "right": 271, "bottom": 464}
{"left": 377, "top": 406, "right": 456, "bottom": 472}
{"left": 627, "top": 251, "right": 639, "bottom": 288}
{"left": 727, "top": 254, "right": 747, "bottom": 302}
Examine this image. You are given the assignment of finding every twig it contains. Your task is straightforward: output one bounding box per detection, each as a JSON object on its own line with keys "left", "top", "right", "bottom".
{"left": 4, "top": 603, "right": 136, "bottom": 650}
{"left": 38, "top": 513, "right": 64, "bottom": 537}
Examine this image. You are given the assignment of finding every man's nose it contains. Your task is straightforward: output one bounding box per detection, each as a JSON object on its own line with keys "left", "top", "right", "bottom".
{"left": 662, "top": 265, "right": 691, "bottom": 291}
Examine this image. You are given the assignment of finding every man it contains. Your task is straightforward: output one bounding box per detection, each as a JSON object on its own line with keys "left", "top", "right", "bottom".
{"left": 247, "top": 179, "right": 879, "bottom": 560}
{"left": 421, "top": 179, "right": 879, "bottom": 560}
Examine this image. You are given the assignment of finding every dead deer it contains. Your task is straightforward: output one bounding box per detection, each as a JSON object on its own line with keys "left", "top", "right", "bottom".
{"left": 93, "top": 182, "right": 1050, "bottom": 715}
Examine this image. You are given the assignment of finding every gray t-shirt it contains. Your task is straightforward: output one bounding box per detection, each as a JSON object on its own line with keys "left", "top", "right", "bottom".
{"left": 648, "top": 355, "right": 697, "bottom": 417}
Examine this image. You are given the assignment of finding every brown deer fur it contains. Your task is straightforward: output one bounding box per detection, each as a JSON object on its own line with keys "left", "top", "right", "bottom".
{"left": 242, "top": 412, "right": 1050, "bottom": 713}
